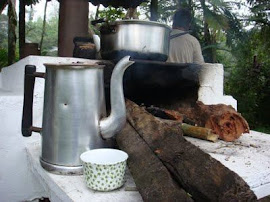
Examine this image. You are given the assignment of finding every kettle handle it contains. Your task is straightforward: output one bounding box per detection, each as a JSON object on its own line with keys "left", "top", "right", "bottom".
{"left": 21, "top": 65, "right": 44, "bottom": 137}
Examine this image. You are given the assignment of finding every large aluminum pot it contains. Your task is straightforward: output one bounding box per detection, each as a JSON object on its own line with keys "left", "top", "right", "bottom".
{"left": 99, "top": 20, "right": 171, "bottom": 61}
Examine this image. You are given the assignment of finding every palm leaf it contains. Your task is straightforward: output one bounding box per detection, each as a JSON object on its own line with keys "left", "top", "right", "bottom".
{"left": 204, "top": 7, "right": 229, "bottom": 30}
{"left": 202, "top": 43, "right": 230, "bottom": 52}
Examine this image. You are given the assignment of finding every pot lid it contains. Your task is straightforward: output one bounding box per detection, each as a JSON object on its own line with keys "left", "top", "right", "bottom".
{"left": 102, "top": 20, "right": 172, "bottom": 30}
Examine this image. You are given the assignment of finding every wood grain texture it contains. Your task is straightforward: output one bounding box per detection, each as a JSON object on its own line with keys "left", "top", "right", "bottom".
{"left": 125, "top": 99, "right": 257, "bottom": 202}
{"left": 116, "top": 122, "right": 193, "bottom": 202}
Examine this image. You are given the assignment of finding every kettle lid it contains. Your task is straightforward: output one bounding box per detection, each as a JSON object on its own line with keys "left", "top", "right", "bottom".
{"left": 44, "top": 63, "right": 105, "bottom": 70}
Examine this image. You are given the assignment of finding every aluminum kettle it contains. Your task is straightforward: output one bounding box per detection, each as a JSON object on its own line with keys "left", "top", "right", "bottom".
{"left": 21, "top": 56, "right": 134, "bottom": 175}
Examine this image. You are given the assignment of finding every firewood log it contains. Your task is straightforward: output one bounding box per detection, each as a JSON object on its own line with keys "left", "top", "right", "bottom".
{"left": 175, "top": 102, "right": 250, "bottom": 141}
{"left": 146, "top": 106, "right": 219, "bottom": 142}
{"left": 116, "top": 122, "right": 193, "bottom": 202}
{"left": 125, "top": 99, "right": 257, "bottom": 202}
{"left": 147, "top": 103, "right": 250, "bottom": 142}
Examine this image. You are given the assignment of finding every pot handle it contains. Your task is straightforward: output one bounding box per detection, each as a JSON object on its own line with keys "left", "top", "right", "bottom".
{"left": 21, "top": 65, "right": 44, "bottom": 137}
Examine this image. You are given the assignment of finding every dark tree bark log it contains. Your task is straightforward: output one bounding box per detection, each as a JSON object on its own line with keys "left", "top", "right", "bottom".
{"left": 125, "top": 99, "right": 257, "bottom": 202}
{"left": 116, "top": 122, "right": 193, "bottom": 202}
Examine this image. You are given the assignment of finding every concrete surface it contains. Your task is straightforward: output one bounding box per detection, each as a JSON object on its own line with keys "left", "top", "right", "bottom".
{"left": 186, "top": 131, "right": 270, "bottom": 199}
{"left": 25, "top": 134, "right": 143, "bottom": 202}
{"left": 23, "top": 129, "right": 270, "bottom": 201}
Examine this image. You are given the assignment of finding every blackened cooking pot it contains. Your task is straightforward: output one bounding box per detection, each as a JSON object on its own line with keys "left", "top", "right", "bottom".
{"left": 98, "top": 20, "right": 171, "bottom": 61}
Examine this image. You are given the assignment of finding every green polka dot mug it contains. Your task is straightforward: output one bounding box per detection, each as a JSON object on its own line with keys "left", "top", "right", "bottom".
{"left": 80, "top": 149, "right": 128, "bottom": 191}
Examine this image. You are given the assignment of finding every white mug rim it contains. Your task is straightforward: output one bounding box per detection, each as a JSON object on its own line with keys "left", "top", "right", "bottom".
{"left": 80, "top": 148, "right": 128, "bottom": 165}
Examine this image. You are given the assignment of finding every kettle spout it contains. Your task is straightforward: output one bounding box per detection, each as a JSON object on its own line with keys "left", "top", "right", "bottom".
{"left": 99, "top": 56, "right": 134, "bottom": 139}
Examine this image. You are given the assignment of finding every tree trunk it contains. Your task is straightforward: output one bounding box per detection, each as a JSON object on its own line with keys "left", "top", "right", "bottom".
{"left": 19, "top": 0, "right": 25, "bottom": 58}
{"left": 8, "top": 0, "right": 17, "bottom": 65}
{"left": 150, "top": 0, "right": 158, "bottom": 21}
{"left": 211, "top": 30, "right": 217, "bottom": 62}
{"left": 116, "top": 122, "right": 193, "bottom": 202}
{"left": 211, "top": 7, "right": 218, "bottom": 62}
{"left": 200, "top": 0, "right": 215, "bottom": 63}
{"left": 125, "top": 99, "right": 257, "bottom": 202}
{"left": 40, "top": 0, "right": 48, "bottom": 52}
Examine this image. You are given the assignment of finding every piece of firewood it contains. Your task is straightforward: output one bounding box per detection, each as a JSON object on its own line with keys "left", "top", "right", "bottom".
{"left": 146, "top": 106, "right": 218, "bottom": 142}
{"left": 159, "top": 119, "right": 218, "bottom": 142}
{"left": 125, "top": 99, "right": 257, "bottom": 202}
{"left": 181, "top": 123, "right": 219, "bottom": 142}
{"left": 116, "top": 122, "right": 193, "bottom": 202}
{"left": 174, "top": 102, "right": 250, "bottom": 141}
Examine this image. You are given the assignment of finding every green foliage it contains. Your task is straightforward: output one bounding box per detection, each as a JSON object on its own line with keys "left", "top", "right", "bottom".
{"left": 0, "top": 14, "right": 8, "bottom": 49}
{"left": 225, "top": 27, "right": 270, "bottom": 132}
{"left": 223, "top": 8, "right": 246, "bottom": 49}
{"left": 223, "top": 0, "right": 270, "bottom": 133}
{"left": 0, "top": 48, "right": 8, "bottom": 69}
{"left": 253, "top": 126, "right": 270, "bottom": 134}
{"left": 26, "top": 16, "right": 58, "bottom": 56}
{"left": 0, "top": 46, "right": 19, "bottom": 69}
{"left": 195, "top": 1, "right": 244, "bottom": 49}
{"left": 140, "top": 0, "right": 178, "bottom": 23}
{"left": 247, "top": 0, "right": 270, "bottom": 26}
{"left": 0, "top": 14, "right": 14, "bottom": 69}
{"left": 98, "top": 6, "right": 126, "bottom": 22}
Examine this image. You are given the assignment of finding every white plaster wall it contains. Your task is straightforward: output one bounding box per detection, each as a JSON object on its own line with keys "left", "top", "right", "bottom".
{"left": 198, "top": 63, "right": 237, "bottom": 109}
{"left": 0, "top": 56, "right": 96, "bottom": 202}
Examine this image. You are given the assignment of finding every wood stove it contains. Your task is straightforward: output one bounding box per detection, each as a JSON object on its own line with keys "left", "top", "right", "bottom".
{"left": 101, "top": 59, "right": 236, "bottom": 110}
